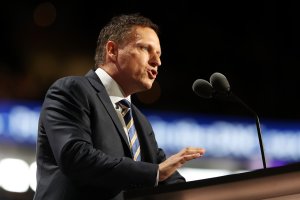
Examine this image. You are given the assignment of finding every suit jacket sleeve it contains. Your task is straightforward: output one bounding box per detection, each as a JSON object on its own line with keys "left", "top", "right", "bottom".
{"left": 40, "top": 76, "right": 158, "bottom": 191}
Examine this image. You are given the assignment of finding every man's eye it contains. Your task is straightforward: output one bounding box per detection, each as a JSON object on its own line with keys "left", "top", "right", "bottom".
{"left": 141, "top": 46, "right": 148, "bottom": 51}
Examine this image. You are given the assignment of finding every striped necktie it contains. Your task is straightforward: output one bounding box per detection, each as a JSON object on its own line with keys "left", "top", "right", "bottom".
{"left": 118, "top": 99, "right": 141, "bottom": 161}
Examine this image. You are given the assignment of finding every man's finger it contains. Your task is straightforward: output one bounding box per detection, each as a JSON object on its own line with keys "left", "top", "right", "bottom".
{"left": 179, "top": 147, "right": 205, "bottom": 156}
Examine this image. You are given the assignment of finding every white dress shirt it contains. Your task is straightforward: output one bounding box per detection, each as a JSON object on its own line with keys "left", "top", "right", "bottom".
{"left": 95, "top": 67, "right": 131, "bottom": 142}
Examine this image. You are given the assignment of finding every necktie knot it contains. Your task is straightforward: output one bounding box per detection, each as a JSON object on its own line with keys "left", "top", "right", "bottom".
{"left": 118, "top": 99, "right": 131, "bottom": 109}
{"left": 117, "top": 99, "right": 131, "bottom": 117}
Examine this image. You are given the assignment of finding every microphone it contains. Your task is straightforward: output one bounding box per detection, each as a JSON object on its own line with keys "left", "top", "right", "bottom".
{"left": 209, "top": 72, "right": 230, "bottom": 96}
{"left": 192, "top": 72, "right": 267, "bottom": 169}
{"left": 192, "top": 79, "right": 214, "bottom": 99}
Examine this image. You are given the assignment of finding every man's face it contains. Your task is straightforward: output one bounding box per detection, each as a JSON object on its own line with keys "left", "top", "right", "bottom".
{"left": 116, "top": 26, "right": 161, "bottom": 96}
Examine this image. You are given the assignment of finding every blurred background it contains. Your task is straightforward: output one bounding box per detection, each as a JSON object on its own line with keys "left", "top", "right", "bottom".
{"left": 1, "top": 1, "right": 300, "bottom": 199}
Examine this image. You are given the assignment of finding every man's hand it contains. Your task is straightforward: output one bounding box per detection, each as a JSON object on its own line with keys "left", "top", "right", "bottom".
{"left": 158, "top": 147, "right": 205, "bottom": 182}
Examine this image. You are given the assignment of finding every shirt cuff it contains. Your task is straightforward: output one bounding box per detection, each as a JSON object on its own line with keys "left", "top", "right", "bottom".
{"left": 155, "top": 169, "right": 159, "bottom": 186}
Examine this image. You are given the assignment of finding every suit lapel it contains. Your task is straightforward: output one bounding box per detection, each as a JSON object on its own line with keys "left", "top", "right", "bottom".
{"left": 85, "top": 70, "right": 131, "bottom": 150}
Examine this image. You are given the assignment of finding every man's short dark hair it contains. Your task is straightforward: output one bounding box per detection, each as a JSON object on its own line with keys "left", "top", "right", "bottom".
{"left": 94, "top": 13, "right": 159, "bottom": 68}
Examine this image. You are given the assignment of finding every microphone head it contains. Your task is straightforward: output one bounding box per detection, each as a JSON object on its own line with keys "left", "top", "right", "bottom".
{"left": 209, "top": 72, "right": 230, "bottom": 94}
{"left": 192, "top": 79, "right": 214, "bottom": 99}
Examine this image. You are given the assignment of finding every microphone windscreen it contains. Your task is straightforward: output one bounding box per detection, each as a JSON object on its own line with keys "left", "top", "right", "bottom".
{"left": 210, "top": 72, "right": 230, "bottom": 93}
{"left": 192, "top": 79, "right": 214, "bottom": 98}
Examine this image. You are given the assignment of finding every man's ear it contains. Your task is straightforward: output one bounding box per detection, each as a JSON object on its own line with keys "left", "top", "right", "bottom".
{"left": 106, "top": 40, "right": 118, "bottom": 62}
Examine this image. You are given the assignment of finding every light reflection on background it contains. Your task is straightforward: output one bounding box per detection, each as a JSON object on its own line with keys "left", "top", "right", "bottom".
{"left": 0, "top": 102, "right": 299, "bottom": 194}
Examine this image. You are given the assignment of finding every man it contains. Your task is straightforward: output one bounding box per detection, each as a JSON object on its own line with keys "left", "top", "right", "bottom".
{"left": 34, "top": 13, "right": 205, "bottom": 200}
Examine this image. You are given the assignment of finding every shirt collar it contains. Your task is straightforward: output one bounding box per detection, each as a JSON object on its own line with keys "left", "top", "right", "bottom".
{"left": 95, "top": 68, "right": 131, "bottom": 105}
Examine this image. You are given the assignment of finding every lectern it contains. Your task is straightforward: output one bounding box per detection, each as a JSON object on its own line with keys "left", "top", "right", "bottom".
{"left": 125, "top": 162, "right": 300, "bottom": 200}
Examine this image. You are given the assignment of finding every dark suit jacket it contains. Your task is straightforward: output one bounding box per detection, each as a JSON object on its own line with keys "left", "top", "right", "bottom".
{"left": 33, "top": 70, "right": 185, "bottom": 200}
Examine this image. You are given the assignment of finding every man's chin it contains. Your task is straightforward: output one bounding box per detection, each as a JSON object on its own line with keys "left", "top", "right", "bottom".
{"left": 145, "top": 80, "right": 155, "bottom": 90}
{"left": 136, "top": 79, "right": 155, "bottom": 92}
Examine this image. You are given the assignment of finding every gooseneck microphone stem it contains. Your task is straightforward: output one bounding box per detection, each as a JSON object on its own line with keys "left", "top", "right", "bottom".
{"left": 194, "top": 72, "right": 267, "bottom": 169}
{"left": 230, "top": 92, "right": 267, "bottom": 169}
